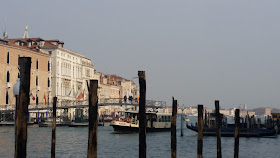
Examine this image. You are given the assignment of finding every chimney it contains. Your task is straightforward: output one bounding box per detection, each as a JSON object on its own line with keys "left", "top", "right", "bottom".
{"left": 39, "top": 41, "right": 45, "bottom": 47}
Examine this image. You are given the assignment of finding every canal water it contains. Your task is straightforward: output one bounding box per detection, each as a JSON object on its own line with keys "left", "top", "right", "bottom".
{"left": 0, "top": 116, "right": 279, "bottom": 158}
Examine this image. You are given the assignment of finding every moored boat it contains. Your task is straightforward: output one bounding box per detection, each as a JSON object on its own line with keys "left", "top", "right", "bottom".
{"left": 187, "top": 124, "right": 277, "bottom": 137}
{"left": 111, "top": 110, "right": 172, "bottom": 132}
{"left": 185, "top": 117, "right": 190, "bottom": 122}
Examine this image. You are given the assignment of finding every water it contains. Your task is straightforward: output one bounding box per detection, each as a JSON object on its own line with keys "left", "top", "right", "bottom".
{"left": 0, "top": 117, "right": 279, "bottom": 158}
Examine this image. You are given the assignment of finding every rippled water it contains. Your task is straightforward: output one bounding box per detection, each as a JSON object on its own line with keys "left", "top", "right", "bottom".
{"left": 0, "top": 117, "right": 279, "bottom": 158}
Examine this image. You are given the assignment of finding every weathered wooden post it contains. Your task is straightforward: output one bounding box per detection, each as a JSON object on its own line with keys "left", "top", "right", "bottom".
{"left": 197, "top": 105, "right": 203, "bottom": 158}
{"left": 181, "top": 112, "right": 183, "bottom": 137}
{"left": 204, "top": 109, "right": 207, "bottom": 127}
{"left": 215, "top": 100, "right": 222, "bottom": 158}
{"left": 171, "top": 98, "right": 177, "bottom": 158}
{"left": 15, "top": 57, "right": 31, "bottom": 158}
{"left": 234, "top": 109, "right": 240, "bottom": 158}
{"left": 14, "top": 95, "right": 19, "bottom": 154}
{"left": 87, "top": 80, "right": 98, "bottom": 158}
{"left": 51, "top": 97, "right": 57, "bottom": 158}
{"left": 208, "top": 112, "right": 210, "bottom": 128}
{"left": 138, "top": 71, "right": 146, "bottom": 158}
{"left": 102, "top": 113, "right": 105, "bottom": 126}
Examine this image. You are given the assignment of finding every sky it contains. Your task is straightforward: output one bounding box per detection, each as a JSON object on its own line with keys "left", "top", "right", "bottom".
{"left": 1, "top": 1, "right": 280, "bottom": 109}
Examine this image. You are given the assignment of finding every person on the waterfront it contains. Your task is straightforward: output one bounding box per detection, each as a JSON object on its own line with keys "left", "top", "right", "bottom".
{"left": 124, "top": 95, "right": 127, "bottom": 103}
{"left": 129, "top": 96, "right": 132, "bottom": 103}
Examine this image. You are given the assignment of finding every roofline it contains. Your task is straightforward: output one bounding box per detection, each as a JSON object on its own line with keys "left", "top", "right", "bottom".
{"left": 0, "top": 43, "right": 50, "bottom": 57}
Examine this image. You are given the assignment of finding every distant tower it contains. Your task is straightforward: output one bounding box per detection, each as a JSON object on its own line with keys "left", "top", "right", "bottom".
{"left": 3, "top": 30, "right": 8, "bottom": 39}
{"left": 23, "top": 26, "right": 29, "bottom": 38}
{"left": 2, "top": 17, "right": 8, "bottom": 39}
{"left": 244, "top": 104, "right": 247, "bottom": 110}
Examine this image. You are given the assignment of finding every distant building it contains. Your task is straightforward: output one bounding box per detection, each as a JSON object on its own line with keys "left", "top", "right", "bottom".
{"left": 185, "top": 106, "right": 198, "bottom": 115}
{"left": 220, "top": 109, "right": 230, "bottom": 116}
{"left": 96, "top": 73, "right": 139, "bottom": 115}
{"left": 252, "top": 107, "right": 272, "bottom": 116}
{"left": 240, "top": 110, "right": 255, "bottom": 117}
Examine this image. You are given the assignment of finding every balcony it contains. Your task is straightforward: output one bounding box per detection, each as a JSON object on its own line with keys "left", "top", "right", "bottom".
{"left": 82, "top": 61, "right": 94, "bottom": 68}
{"left": 6, "top": 82, "right": 11, "bottom": 88}
{"left": 36, "top": 86, "right": 41, "bottom": 91}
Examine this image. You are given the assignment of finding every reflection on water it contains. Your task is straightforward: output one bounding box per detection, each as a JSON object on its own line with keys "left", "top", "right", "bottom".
{"left": 0, "top": 117, "right": 279, "bottom": 158}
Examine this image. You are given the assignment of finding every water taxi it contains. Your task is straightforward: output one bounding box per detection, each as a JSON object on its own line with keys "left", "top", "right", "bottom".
{"left": 111, "top": 110, "right": 172, "bottom": 132}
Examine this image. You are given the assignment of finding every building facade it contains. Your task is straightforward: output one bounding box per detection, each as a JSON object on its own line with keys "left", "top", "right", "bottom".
{"left": 41, "top": 40, "right": 96, "bottom": 106}
{"left": 0, "top": 38, "right": 51, "bottom": 108}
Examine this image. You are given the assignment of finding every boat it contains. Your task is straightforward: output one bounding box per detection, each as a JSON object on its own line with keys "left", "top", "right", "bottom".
{"left": 186, "top": 124, "right": 277, "bottom": 137}
{"left": 102, "top": 115, "right": 113, "bottom": 122}
{"left": 187, "top": 112, "right": 278, "bottom": 137}
{"left": 111, "top": 110, "right": 172, "bottom": 132}
{"left": 184, "top": 117, "right": 190, "bottom": 122}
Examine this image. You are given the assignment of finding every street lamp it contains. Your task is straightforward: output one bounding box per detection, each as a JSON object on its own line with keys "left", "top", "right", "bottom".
{"left": 13, "top": 78, "right": 20, "bottom": 96}
{"left": 180, "top": 104, "right": 185, "bottom": 136}
{"left": 13, "top": 78, "right": 20, "bottom": 147}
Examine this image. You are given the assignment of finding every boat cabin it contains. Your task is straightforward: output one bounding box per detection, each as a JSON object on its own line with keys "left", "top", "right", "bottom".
{"left": 111, "top": 110, "right": 172, "bottom": 132}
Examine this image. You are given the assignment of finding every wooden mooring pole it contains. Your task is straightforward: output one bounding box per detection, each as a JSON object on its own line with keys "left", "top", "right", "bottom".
{"left": 51, "top": 97, "right": 57, "bottom": 158}
{"left": 138, "top": 71, "right": 146, "bottom": 158}
{"left": 14, "top": 95, "right": 19, "bottom": 152}
{"left": 234, "top": 109, "right": 240, "bottom": 158}
{"left": 171, "top": 98, "right": 177, "bottom": 158}
{"left": 215, "top": 100, "right": 222, "bottom": 158}
{"left": 181, "top": 112, "right": 183, "bottom": 137}
{"left": 87, "top": 80, "right": 98, "bottom": 158}
{"left": 15, "top": 57, "right": 31, "bottom": 158}
{"left": 197, "top": 105, "right": 203, "bottom": 158}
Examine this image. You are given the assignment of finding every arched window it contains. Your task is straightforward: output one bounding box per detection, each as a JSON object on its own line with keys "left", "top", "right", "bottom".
{"left": 36, "top": 58, "right": 39, "bottom": 69}
{"left": 6, "top": 91, "right": 9, "bottom": 104}
{"left": 7, "top": 51, "right": 9, "bottom": 64}
{"left": 36, "top": 94, "right": 39, "bottom": 105}
{"left": 6, "top": 71, "right": 10, "bottom": 82}
{"left": 48, "top": 61, "right": 50, "bottom": 71}
{"left": 17, "top": 73, "right": 20, "bottom": 78}
{"left": 48, "top": 77, "right": 50, "bottom": 87}
{"left": 36, "top": 76, "right": 38, "bottom": 86}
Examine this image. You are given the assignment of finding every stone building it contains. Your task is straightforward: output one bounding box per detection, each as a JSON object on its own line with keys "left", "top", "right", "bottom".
{"left": 0, "top": 38, "right": 51, "bottom": 108}
{"left": 41, "top": 40, "right": 96, "bottom": 107}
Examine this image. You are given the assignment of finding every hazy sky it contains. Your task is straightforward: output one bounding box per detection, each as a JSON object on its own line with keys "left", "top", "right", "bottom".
{"left": 1, "top": 1, "right": 280, "bottom": 109}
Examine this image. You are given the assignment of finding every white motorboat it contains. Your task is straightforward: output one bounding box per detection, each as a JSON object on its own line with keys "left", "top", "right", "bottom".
{"left": 111, "top": 110, "right": 172, "bottom": 132}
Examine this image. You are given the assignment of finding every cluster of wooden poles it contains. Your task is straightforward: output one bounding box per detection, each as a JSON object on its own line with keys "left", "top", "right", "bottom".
{"left": 196, "top": 101, "right": 241, "bottom": 158}
{"left": 15, "top": 58, "right": 160, "bottom": 158}
{"left": 13, "top": 57, "right": 240, "bottom": 158}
